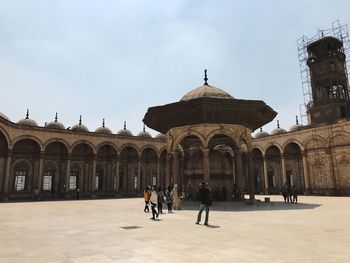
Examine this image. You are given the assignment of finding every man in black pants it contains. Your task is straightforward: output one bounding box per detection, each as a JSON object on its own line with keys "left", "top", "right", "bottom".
{"left": 195, "top": 182, "right": 211, "bottom": 226}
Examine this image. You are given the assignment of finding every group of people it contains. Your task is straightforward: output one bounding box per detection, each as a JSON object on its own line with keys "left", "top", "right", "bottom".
{"left": 282, "top": 183, "right": 298, "bottom": 203}
{"left": 143, "top": 184, "right": 182, "bottom": 220}
{"left": 144, "top": 182, "right": 212, "bottom": 225}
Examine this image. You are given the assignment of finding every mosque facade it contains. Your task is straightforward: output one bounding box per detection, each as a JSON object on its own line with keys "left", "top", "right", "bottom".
{"left": 1, "top": 32, "right": 350, "bottom": 201}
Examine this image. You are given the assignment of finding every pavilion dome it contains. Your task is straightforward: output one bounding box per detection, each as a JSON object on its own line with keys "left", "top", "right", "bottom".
{"left": 117, "top": 121, "right": 133, "bottom": 136}
{"left": 71, "top": 115, "right": 89, "bottom": 132}
{"left": 180, "top": 69, "right": 234, "bottom": 101}
{"left": 255, "top": 128, "right": 270, "bottom": 138}
{"left": 0, "top": 112, "right": 10, "bottom": 121}
{"left": 271, "top": 120, "right": 286, "bottom": 135}
{"left": 17, "top": 110, "right": 38, "bottom": 127}
{"left": 155, "top": 133, "right": 167, "bottom": 139}
{"left": 95, "top": 119, "right": 112, "bottom": 134}
{"left": 46, "top": 113, "right": 65, "bottom": 130}
{"left": 137, "top": 125, "right": 152, "bottom": 138}
{"left": 289, "top": 116, "right": 303, "bottom": 132}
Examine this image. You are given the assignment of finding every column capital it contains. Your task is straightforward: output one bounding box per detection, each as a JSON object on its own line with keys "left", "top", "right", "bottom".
{"left": 202, "top": 148, "right": 210, "bottom": 157}
{"left": 7, "top": 149, "right": 13, "bottom": 156}
{"left": 301, "top": 151, "right": 307, "bottom": 158}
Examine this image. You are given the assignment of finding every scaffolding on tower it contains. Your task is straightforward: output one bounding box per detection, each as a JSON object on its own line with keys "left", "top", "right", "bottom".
{"left": 297, "top": 20, "right": 350, "bottom": 125}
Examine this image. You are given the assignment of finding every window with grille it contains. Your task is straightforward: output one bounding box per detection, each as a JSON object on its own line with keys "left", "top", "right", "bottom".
{"left": 43, "top": 170, "right": 54, "bottom": 191}
{"left": 70, "top": 171, "right": 79, "bottom": 190}
{"left": 15, "top": 170, "right": 27, "bottom": 191}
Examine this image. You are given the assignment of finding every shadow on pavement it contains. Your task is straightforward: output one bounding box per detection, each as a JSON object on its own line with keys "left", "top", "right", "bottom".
{"left": 179, "top": 201, "right": 321, "bottom": 212}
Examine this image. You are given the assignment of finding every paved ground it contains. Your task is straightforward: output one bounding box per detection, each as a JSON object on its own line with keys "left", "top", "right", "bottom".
{"left": 0, "top": 195, "right": 349, "bottom": 263}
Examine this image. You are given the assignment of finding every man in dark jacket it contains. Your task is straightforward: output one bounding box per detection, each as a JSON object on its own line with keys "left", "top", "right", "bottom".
{"left": 195, "top": 182, "right": 211, "bottom": 225}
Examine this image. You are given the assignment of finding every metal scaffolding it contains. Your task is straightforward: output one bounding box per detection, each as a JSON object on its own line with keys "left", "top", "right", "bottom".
{"left": 297, "top": 20, "right": 350, "bottom": 125}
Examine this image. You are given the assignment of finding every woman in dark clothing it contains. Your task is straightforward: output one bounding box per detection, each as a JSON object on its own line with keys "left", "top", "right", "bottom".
{"left": 165, "top": 185, "right": 173, "bottom": 213}
{"left": 157, "top": 187, "right": 165, "bottom": 214}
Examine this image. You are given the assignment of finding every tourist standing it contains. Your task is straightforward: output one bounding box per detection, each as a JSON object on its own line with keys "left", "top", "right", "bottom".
{"left": 195, "top": 182, "right": 211, "bottom": 225}
{"left": 187, "top": 184, "right": 193, "bottom": 201}
{"left": 149, "top": 186, "right": 159, "bottom": 220}
{"left": 144, "top": 186, "right": 151, "bottom": 212}
{"left": 282, "top": 183, "right": 289, "bottom": 203}
{"left": 173, "top": 184, "right": 181, "bottom": 210}
{"left": 157, "top": 187, "right": 165, "bottom": 214}
{"left": 76, "top": 187, "right": 80, "bottom": 200}
{"left": 291, "top": 185, "right": 298, "bottom": 204}
{"left": 33, "top": 188, "right": 39, "bottom": 201}
{"left": 165, "top": 185, "right": 173, "bottom": 213}
{"left": 222, "top": 186, "right": 227, "bottom": 201}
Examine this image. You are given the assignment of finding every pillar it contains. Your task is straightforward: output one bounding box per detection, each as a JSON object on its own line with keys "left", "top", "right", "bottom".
{"left": 281, "top": 154, "right": 287, "bottom": 184}
{"left": 234, "top": 149, "right": 243, "bottom": 190}
{"left": 115, "top": 158, "right": 120, "bottom": 192}
{"left": 166, "top": 154, "right": 171, "bottom": 187}
{"left": 65, "top": 154, "right": 71, "bottom": 193}
{"left": 37, "top": 151, "right": 45, "bottom": 192}
{"left": 91, "top": 155, "right": 97, "bottom": 193}
{"left": 301, "top": 151, "right": 309, "bottom": 194}
{"left": 157, "top": 158, "right": 160, "bottom": 188}
{"left": 202, "top": 148, "right": 210, "bottom": 182}
{"left": 263, "top": 156, "right": 268, "bottom": 194}
{"left": 172, "top": 151, "right": 179, "bottom": 185}
{"left": 137, "top": 156, "right": 141, "bottom": 191}
{"left": 3, "top": 149, "right": 12, "bottom": 195}
{"left": 247, "top": 152, "right": 255, "bottom": 200}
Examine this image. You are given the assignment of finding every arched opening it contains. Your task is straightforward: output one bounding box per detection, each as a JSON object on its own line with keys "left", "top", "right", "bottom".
{"left": 11, "top": 139, "right": 40, "bottom": 196}
{"left": 252, "top": 148, "right": 264, "bottom": 194}
{"left": 284, "top": 142, "right": 304, "bottom": 193}
{"left": 140, "top": 148, "right": 158, "bottom": 190}
{"left": 43, "top": 141, "right": 68, "bottom": 197}
{"left": 96, "top": 145, "right": 117, "bottom": 196}
{"left": 119, "top": 146, "right": 139, "bottom": 194}
{"left": 265, "top": 145, "right": 282, "bottom": 194}
{"left": 0, "top": 131, "right": 8, "bottom": 195}
{"left": 71, "top": 143, "right": 94, "bottom": 196}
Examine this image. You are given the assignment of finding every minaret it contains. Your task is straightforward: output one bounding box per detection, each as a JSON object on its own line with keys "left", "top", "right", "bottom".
{"left": 307, "top": 35, "right": 350, "bottom": 123}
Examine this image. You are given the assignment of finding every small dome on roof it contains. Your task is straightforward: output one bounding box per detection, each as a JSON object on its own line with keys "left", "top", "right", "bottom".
{"left": 271, "top": 120, "right": 287, "bottom": 135}
{"left": 17, "top": 109, "right": 38, "bottom": 127}
{"left": 155, "top": 133, "right": 167, "bottom": 139}
{"left": 180, "top": 70, "right": 234, "bottom": 101}
{"left": 71, "top": 115, "right": 89, "bottom": 132}
{"left": 255, "top": 128, "right": 270, "bottom": 138}
{"left": 117, "top": 121, "right": 133, "bottom": 136}
{"left": 46, "top": 113, "right": 65, "bottom": 129}
{"left": 137, "top": 125, "right": 152, "bottom": 138}
{"left": 0, "top": 112, "right": 10, "bottom": 121}
{"left": 289, "top": 116, "right": 303, "bottom": 132}
{"left": 95, "top": 119, "right": 112, "bottom": 134}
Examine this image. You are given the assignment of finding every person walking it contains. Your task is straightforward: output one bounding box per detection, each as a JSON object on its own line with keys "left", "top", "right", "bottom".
{"left": 195, "top": 182, "right": 211, "bottom": 226}
{"left": 149, "top": 185, "right": 159, "bottom": 220}
{"left": 144, "top": 186, "right": 151, "bottom": 212}
{"left": 282, "top": 183, "right": 289, "bottom": 203}
{"left": 165, "top": 185, "right": 173, "bottom": 213}
{"left": 157, "top": 187, "right": 165, "bottom": 214}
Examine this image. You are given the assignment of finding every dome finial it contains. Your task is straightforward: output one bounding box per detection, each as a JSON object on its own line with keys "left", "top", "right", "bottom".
{"left": 277, "top": 120, "right": 280, "bottom": 129}
{"left": 124, "top": 121, "right": 126, "bottom": 130}
{"left": 143, "top": 123, "right": 146, "bottom": 132}
{"left": 55, "top": 112, "right": 58, "bottom": 122}
{"left": 295, "top": 115, "right": 299, "bottom": 125}
{"left": 204, "top": 69, "right": 208, "bottom": 85}
{"left": 102, "top": 118, "right": 105, "bottom": 127}
{"left": 26, "top": 109, "right": 29, "bottom": 119}
{"left": 79, "top": 115, "right": 82, "bottom": 125}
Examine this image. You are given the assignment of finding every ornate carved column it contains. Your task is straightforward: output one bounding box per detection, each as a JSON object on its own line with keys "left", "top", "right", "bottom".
{"left": 281, "top": 154, "right": 287, "bottom": 184}
{"left": 263, "top": 155, "right": 269, "bottom": 194}
{"left": 202, "top": 148, "right": 210, "bottom": 182}
{"left": 3, "top": 149, "right": 13, "bottom": 195}
{"left": 37, "top": 151, "right": 45, "bottom": 192}
{"left": 166, "top": 154, "right": 171, "bottom": 187}
{"left": 247, "top": 152, "right": 255, "bottom": 200}
{"left": 172, "top": 151, "right": 179, "bottom": 185}
{"left": 301, "top": 151, "right": 309, "bottom": 194}
{"left": 65, "top": 154, "right": 71, "bottom": 193}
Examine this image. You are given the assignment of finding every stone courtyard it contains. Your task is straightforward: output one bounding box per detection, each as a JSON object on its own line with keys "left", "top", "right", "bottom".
{"left": 0, "top": 196, "right": 349, "bottom": 263}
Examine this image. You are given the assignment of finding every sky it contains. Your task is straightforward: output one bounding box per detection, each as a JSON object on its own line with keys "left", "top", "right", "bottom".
{"left": 1, "top": 0, "right": 350, "bottom": 136}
